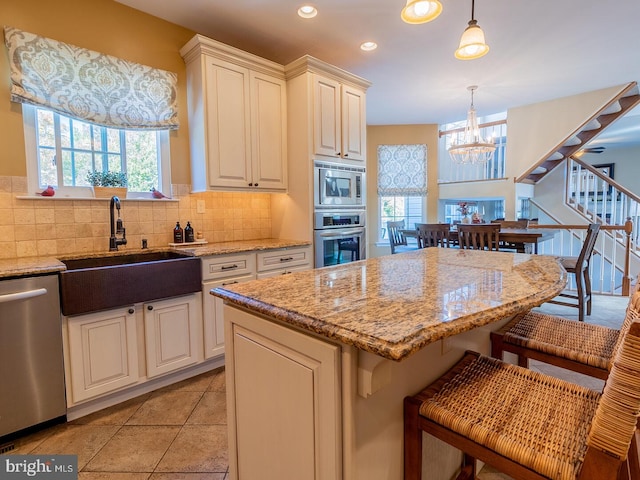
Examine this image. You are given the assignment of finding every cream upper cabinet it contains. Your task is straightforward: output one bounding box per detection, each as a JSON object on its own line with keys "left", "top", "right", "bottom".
{"left": 314, "top": 74, "right": 367, "bottom": 162}
{"left": 181, "top": 35, "right": 287, "bottom": 192}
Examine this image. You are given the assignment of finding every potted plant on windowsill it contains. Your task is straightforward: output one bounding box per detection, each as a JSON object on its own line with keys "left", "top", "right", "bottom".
{"left": 86, "top": 171, "right": 128, "bottom": 199}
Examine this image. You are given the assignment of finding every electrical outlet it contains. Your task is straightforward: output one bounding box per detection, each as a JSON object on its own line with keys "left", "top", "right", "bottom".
{"left": 196, "top": 200, "right": 205, "bottom": 214}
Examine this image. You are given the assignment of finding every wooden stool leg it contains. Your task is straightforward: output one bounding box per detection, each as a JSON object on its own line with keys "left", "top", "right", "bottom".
{"left": 456, "top": 454, "right": 476, "bottom": 480}
{"left": 404, "top": 396, "right": 424, "bottom": 480}
{"left": 584, "top": 268, "right": 593, "bottom": 315}
{"left": 576, "top": 271, "right": 586, "bottom": 322}
{"left": 489, "top": 331, "right": 504, "bottom": 360}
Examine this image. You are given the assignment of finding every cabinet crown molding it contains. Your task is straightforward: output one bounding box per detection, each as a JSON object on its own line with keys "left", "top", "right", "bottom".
{"left": 180, "top": 34, "right": 285, "bottom": 80}
{"left": 285, "top": 55, "right": 371, "bottom": 90}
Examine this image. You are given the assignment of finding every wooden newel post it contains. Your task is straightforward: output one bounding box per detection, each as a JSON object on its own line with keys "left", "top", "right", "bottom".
{"left": 623, "top": 217, "right": 633, "bottom": 296}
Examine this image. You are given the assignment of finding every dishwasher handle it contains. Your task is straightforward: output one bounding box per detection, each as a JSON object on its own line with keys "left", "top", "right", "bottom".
{"left": 0, "top": 288, "right": 48, "bottom": 304}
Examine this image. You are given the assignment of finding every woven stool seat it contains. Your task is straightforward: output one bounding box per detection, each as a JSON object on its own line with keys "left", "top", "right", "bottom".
{"left": 500, "top": 311, "right": 617, "bottom": 369}
{"left": 404, "top": 288, "right": 640, "bottom": 480}
{"left": 416, "top": 352, "right": 599, "bottom": 480}
{"left": 491, "top": 285, "right": 640, "bottom": 380}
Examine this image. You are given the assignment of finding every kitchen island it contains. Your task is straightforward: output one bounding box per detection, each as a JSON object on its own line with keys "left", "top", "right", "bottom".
{"left": 212, "top": 248, "right": 566, "bottom": 480}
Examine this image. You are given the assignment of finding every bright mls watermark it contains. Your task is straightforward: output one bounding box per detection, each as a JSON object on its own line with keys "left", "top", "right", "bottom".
{"left": 1, "top": 455, "right": 77, "bottom": 479}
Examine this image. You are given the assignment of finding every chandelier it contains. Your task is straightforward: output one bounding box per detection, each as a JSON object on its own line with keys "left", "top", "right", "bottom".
{"left": 448, "top": 86, "right": 496, "bottom": 165}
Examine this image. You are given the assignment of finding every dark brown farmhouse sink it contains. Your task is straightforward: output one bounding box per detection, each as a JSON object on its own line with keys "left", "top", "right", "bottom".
{"left": 59, "top": 251, "right": 202, "bottom": 316}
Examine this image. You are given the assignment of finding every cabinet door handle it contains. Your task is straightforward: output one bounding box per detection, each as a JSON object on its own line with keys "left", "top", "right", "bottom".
{"left": 254, "top": 183, "right": 258, "bottom": 187}
{"left": 248, "top": 183, "right": 253, "bottom": 186}
{"left": 335, "top": 152, "right": 341, "bottom": 156}
{"left": 279, "top": 257, "right": 294, "bottom": 262}
{"left": 147, "top": 305, "right": 153, "bottom": 311}
{"left": 222, "top": 280, "right": 239, "bottom": 286}
{"left": 344, "top": 153, "right": 349, "bottom": 157}
{"left": 221, "top": 264, "right": 239, "bottom": 270}
{"left": 128, "top": 308, "right": 135, "bottom": 314}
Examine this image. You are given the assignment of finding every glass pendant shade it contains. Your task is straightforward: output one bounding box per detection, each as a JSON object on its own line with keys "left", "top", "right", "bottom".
{"left": 455, "top": 20, "right": 489, "bottom": 60}
{"left": 401, "top": 0, "right": 443, "bottom": 24}
{"left": 448, "top": 87, "right": 496, "bottom": 165}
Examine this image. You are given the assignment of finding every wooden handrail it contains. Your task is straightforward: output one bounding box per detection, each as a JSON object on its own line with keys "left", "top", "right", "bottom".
{"left": 532, "top": 220, "right": 633, "bottom": 295}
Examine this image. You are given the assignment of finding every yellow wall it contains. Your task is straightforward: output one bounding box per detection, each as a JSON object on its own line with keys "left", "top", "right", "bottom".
{"left": 0, "top": 0, "right": 194, "bottom": 182}
{"left": 0, "top": 0, "right": 274, "bottom": 259}
{"left": 366, "top": 124, "right": 439, "bottom": 257}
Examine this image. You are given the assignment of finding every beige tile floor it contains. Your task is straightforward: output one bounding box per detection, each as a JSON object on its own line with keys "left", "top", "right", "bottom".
{"left": 4, "top": 295, "right": 631, "bottom": 480}
{"left": 6, "top": 367, "right": 228, "bottom": 480}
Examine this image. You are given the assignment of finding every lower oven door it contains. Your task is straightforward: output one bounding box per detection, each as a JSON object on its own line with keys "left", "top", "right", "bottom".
{"left": 314, "top": 227, "right": 366, "bottom": 268}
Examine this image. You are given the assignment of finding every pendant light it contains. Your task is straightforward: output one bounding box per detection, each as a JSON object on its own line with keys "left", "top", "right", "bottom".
{"left": 448, "top": 86, "right": 496, "bottom": 165}
{"left": 455, "top": 0, "right": 489, "bottom": 60}
{"left": 401, "top": 0, "right": 443, "bottom": 24}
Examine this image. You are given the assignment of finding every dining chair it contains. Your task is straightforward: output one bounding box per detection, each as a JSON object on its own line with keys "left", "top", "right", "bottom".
{"left": 495, "top": 219, "right": 530, "bottom": 250}
{"left": 490, "top": 277, "right": 640, "bottom": 380}
{"left": 415, "top": 223, "right": 450, "bottom": 249}
{"left": 387, "top": 220, "right": 416, "bottom": 254}
{"left": 457, "top": 223, "right": 500, "bottom": 251}
{"left": 404, "top": 289, "right": 640, "bottom": 480}
{"left": 547, "top": 223, "right": 601, "bottom": 321}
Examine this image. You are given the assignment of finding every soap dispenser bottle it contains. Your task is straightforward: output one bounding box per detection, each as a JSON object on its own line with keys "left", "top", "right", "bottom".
{"left": 184, "top": 221, "right": 195, "bottom": 243}
{"left": 173, "top": 221, "right": 184, "bottom": 243}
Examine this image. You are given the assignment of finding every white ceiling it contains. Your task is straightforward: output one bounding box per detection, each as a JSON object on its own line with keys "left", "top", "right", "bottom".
{"left": 116, "top": 0, "right": 640, "bottom": 144}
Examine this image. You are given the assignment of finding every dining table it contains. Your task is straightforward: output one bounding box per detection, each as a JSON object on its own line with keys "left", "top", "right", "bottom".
{"left": 401, "top": 225, "right": 558, "bottom": 254}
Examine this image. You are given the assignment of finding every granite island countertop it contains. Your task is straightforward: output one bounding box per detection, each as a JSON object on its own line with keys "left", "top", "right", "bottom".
{"left": 212, "top": 248, "right": 567, "bottom": 361}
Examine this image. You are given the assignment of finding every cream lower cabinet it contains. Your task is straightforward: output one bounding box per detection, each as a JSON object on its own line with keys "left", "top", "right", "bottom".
{"left": 202, "top": 253, "right": 257, "bottom": 359}
{"left": 225, "top": 306, "right": 342, "bottom": 480}
{"left": 256, "top": 245, "right": 312, "bottom": 279}
{"left": 66, "top": 306, "right": 139, "bottom": 404}
{"left": 144, "top": 294, "right": 203, "bottom": 379}
{"left": 65, "top": 293, "right": 203, "bottom": 404}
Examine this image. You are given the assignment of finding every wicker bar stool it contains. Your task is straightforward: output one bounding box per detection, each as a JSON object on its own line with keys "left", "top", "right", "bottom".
{"left": 404, "top": 290, "right": 640, "bottom": 480}
{"left": 490, "top": 278, "right": 640, "bottom": 380}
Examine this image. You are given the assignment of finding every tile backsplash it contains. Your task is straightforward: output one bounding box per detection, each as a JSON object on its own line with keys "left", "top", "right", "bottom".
{"left": 0, "top": 176, "right": 272, "bottom": 259}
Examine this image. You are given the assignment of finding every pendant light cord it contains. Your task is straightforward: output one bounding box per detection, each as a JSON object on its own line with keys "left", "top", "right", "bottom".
{"left": 471, "top": 0, "right": 476, "bottom": 21}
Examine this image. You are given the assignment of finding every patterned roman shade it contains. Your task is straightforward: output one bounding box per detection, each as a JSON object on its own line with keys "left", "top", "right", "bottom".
{"left": 377, "top": 144, "right": 427, "bottom": 196}
{"left": 4, "top": 26, "right": 179, "bottom": 130}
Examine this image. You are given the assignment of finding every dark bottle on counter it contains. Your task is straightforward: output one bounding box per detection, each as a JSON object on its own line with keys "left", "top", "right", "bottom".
{"left": 185, "top": 221, "right": 195, "bottom": 243}
{"left": 173, "top": 221, "right": 184, "bottom": 243}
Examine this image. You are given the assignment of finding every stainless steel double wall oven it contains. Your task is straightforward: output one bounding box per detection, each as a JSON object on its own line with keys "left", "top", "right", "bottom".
{"left": 313, "top": 161, "right": 366, "bottom": 268}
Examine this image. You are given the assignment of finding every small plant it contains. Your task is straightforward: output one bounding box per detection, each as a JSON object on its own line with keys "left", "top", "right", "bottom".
{"left": 457, "top": 201, "right": 470, "bottom": 216}
{"left": 86, "top": 171, "right": 128, "bottom": 187}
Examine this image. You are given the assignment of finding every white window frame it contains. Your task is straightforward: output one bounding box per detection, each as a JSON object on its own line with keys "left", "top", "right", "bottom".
{"left": 22, "top": 105, "right": 171, "bottom": 199}
{"left": 378, "top": 195, "right": 425, "bottom": 243}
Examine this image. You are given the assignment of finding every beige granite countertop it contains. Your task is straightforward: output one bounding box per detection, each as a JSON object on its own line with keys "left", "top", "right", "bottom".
{"left": 0, "top": 238, "right": 311, "bottom": 279}
{"left": 211, "top": 248, "right": 567, "bottom": 361}
{"left": 171, "top": 238, "right": 311, "bottom": 256}
{"left": 0, "top": 256, "right": 66, "bottom": 279}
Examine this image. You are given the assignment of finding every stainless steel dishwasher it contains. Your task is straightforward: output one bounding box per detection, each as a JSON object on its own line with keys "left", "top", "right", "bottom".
{"left": 0, "top": 274, "right": 66, "bottom": 439}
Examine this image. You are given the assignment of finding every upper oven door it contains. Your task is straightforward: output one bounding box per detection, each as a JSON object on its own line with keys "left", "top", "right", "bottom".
{"left": 315, "top": 164, "right": 363, "bottom": 208}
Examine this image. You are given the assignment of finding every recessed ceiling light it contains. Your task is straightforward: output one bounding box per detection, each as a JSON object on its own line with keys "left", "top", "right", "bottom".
{"left": 298, "top": 5, "right": 318, "bottom": 18}
{"left": 360, "top": 41, "right": 378, "bottom": 51}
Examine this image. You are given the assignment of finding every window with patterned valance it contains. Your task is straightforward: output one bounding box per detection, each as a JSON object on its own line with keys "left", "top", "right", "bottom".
{"left": 377, "top": 144, "right": 427, "bottom": 196}
{"left": 377, "top": 144, "right": 427, "bottom": 241}
{"left": 4, "top": 26, "right": 179, "bottom": 130}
